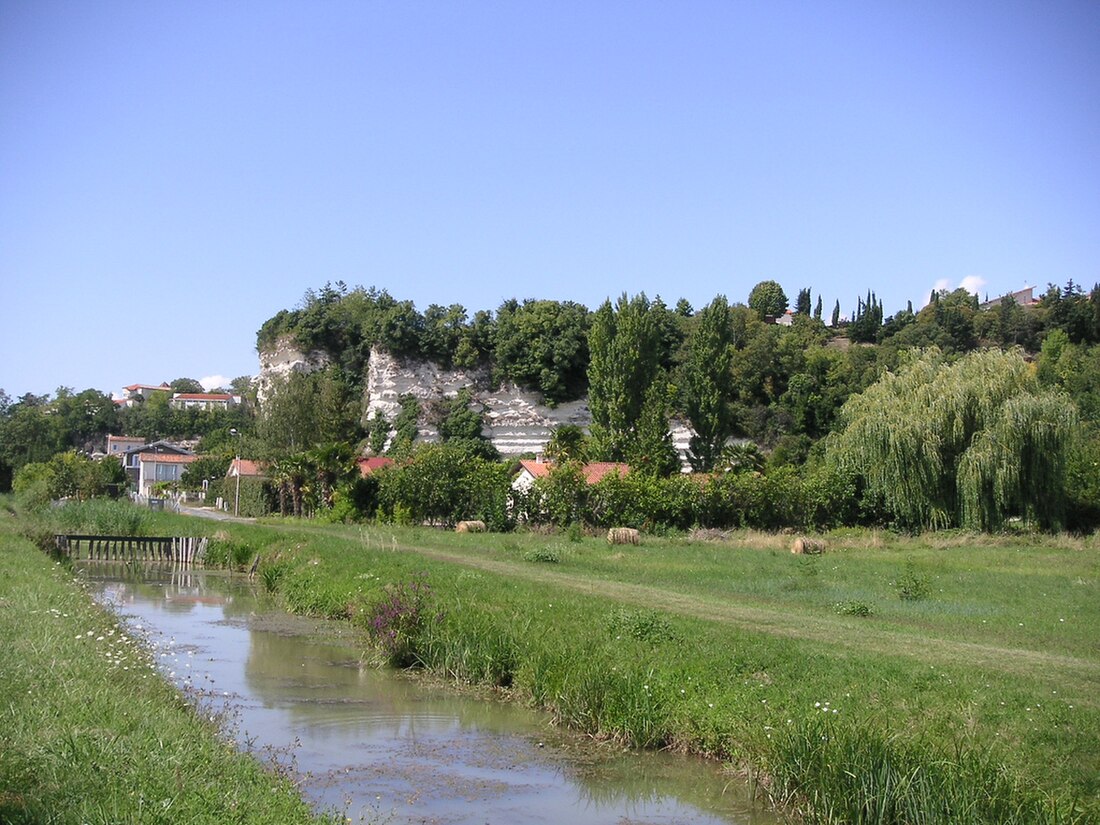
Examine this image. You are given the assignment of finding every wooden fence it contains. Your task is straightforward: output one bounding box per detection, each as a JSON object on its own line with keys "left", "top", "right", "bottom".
{"left": 55, "top": 534, "right": 208, "bottom": 564}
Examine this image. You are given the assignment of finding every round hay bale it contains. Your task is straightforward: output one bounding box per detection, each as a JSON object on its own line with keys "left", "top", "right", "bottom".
{"left": 607, "top": 527, "right": 640, "bottom": 546}
{"left": 791, "top": 537, "right": 826, "bottom": 555}
{"left": 455, "top": 520, "right": 486, "bottom": 533}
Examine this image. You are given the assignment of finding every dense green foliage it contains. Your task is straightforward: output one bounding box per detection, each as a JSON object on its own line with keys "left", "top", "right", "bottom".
{"left": 5, "top": 277, "right": 1100, "bottom": 534}
{"left": 826, "top": 349, "right": 1077, "bottom": 531}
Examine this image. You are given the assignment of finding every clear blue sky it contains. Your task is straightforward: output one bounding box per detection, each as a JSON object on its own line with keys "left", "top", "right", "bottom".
{"left": 2, "top": 1, "right": 1097, "bottom": 398}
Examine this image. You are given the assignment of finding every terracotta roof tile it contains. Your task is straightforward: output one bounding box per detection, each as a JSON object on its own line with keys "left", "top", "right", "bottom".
{"left": 357, "top": 456, "right": 395, "bottom": 476}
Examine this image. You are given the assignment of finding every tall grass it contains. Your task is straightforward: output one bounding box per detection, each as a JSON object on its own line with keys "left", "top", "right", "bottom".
{"left": 766, "top": 715, "right": 1078, "bottom": 824}
{"left": 49, "top": 498, "right": 155, "bottom": 536}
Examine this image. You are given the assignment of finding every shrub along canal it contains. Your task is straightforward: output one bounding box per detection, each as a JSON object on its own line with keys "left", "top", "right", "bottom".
{"left": 79, "top": 562, "right": 778, "bottom": 825}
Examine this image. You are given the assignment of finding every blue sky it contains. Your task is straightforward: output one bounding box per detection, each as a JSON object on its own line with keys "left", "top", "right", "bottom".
{"left": 2, "top": 1, "right": 1098, "bottom": 398}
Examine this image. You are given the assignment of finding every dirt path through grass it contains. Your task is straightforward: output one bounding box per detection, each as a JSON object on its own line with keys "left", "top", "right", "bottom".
{"left": 379, "top": 537, "right": 1100, "bottom": 693}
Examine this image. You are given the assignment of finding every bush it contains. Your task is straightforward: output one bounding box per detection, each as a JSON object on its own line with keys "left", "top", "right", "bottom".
{"left": 607, "top": 608, "right": 677, "bottom": 642}
{"left": 364, "top": 576, "right": 441, "bottom": 667}
{"left": 204, "top": 538, "right": 255, "bottom": 570}
{"left": 892, "top": 559, "right": 931, "bottom": 601}
{"left": 523, "top": 547, "right": 560, "bottom": 563}
{"left": 835, "top": 600, "right": 875, "bottom": 617}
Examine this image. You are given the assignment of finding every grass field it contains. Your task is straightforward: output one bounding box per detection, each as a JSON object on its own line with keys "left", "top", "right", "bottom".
{"left": 9, "top": 499, "right": 1100, "bottom": 823}
{"left": 0, "top": 513, "right": 336, "bottom": 825}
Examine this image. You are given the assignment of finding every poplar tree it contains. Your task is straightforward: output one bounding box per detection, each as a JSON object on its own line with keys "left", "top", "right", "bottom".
{"left": 681, "top": 295, "right": 736, "bottom": 471}
{"left": 588, "top": 293, "right": 662, "bottom": 462}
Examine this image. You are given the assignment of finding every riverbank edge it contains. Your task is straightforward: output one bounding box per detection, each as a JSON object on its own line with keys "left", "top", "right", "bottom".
{"left": 0, "top": 522, "right": 337, "bottom": 825}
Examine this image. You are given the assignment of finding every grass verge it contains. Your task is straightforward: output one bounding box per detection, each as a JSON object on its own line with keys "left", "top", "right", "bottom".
{"left": 237, "top": 519, "right": 1097, "bottom": 824}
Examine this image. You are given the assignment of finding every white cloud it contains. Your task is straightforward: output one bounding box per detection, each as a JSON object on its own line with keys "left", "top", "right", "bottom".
{"left": 200, "top": 375, "right": 231, "bottom": 391}
{"left": 921, "top": 276, "right": 987, "bottom": 308}
{"left": 959, "top": 275, "right": 987, "bottom": 296}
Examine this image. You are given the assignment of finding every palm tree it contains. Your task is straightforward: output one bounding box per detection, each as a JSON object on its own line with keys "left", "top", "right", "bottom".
{"left": 309, "top": 443, "right": 354, "bottom": 509}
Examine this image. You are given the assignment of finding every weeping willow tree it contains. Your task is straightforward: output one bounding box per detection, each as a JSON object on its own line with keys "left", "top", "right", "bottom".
{"left": 825, "top": 348, "right": 1077, "bottom": 531}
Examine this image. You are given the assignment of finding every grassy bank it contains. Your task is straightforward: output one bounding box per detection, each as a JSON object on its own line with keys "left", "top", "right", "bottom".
{"left": 206, "top": 517, "right": 1098, "bottom": 824}
{"left": 0, "top": 514, "right": 334, "bottom": 825}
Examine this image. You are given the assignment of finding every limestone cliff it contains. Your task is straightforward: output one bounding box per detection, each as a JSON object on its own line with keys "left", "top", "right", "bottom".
{"left": 258, "top": 342, "right": 693, "bottom": 462}
{"left": 255, "top": 336, "right": 331, "bottom": 405}
{"left": 363, "top": 349, "right": 592, "bottom": 455}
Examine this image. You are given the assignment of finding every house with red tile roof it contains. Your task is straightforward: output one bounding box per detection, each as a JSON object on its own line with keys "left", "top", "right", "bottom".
{"left": 227, "top": 458, "right": 268, "bottom": 479}
{"left": 511, "top": 459, "right": 630, "bottom": 493}
{"left": 134, "top": 443, "right": 198, "bottom": 497}
{"left": 357, "top": 456, "right": 395, "bottom": 477}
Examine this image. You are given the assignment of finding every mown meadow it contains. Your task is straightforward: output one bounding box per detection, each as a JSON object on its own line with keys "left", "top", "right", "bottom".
{"left": 6, "top": 498, "right": 1099, "bottom": 824}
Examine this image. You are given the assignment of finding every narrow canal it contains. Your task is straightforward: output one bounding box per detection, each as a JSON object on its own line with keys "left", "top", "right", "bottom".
{"left": 80, "top": 563, "right": 780, "bottom": 825}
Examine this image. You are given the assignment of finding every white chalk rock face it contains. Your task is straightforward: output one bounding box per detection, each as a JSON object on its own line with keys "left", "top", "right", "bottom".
{"left": 257, "top": 343, "right": 696, "bottom": 466}
{"left": 363, "top": 349, "right": 592, "bottom": 456}
{"left": 256, "top": 336, "right": 330, "bottom": 405}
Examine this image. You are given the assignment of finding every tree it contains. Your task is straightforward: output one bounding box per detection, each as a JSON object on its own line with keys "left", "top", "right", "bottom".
{"left": 544, "top": 424, "right": 590, "bottom": 463}
{"left": 626, "top": 374, "right": 680, "bottom": 476}
{"left": 257, "top": 368, "right": 360, "bottom": 456}
{"left": 492, "top": 299, "right": 591, "bottom": 403}
{"left": 849, "top": 290, "right": 883, "bottom": 343}
{"left": 747, "top": 280, "right": 788, "bottom": 319}
{"left": 437, "top": 389, "right": 497, "bottom": 460}
{"left": 587, "top": 294, "right": 663, "bottom": 462}
{"left": 170, "top": 378, "right": 204, "bottom": 394}
{"left": 814, "top": 295, "right": 823, "bottom": 321}
{"left": 681, "top": 295, "right": 737, "bottom": 471}
{"left": 825, "top": 348, "right": 1077, "bottom": 531}
{"left": 795, "top": 288, "right": 812, "bottom": 316}
{"left": 831, "top": 300, "right": 841, "bottom": 328}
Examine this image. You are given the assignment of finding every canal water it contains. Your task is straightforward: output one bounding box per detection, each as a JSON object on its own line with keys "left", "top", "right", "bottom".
{"left": 80, "top": 563, "right": 780, "bottom": 825}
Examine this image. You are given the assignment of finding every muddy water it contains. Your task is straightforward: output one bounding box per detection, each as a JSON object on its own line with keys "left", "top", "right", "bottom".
{"left": 81, "top": 564, "right": 779, "bottom": 825}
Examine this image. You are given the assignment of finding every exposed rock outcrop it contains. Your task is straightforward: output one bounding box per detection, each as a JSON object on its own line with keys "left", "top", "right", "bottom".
{"left": 257, "top": 343, "right": 695, "bottom": 463}
{"left": 255, "top": 336, "right": 330, "bottom": 405}
{"left": 363, "top": 349, "right": 592, "bottom": 456}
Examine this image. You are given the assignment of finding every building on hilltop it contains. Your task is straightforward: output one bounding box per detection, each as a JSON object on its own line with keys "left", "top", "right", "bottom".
{"left": 978, "top": 286, "right": 1039, "bottom": 311}
{"left": 112, "top": 383, "right": 171, "bottom": 408}
{"left": 169, "top": 392, "right": 241, "bottom": 411}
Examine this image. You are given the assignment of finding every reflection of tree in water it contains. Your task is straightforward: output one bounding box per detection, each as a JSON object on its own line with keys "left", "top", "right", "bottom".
{"left": 242, "top": 626, "right": 545, "bottom": 740}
